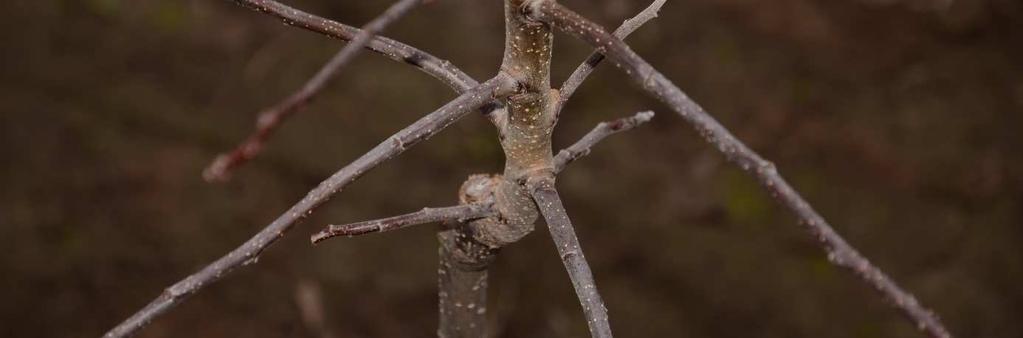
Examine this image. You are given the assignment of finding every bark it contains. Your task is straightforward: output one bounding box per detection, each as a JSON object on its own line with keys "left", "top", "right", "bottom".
{"left": 102, "top": 1, "right": 956, "bottom": 337}
{"left": 528, "top": 2, "right": 952, "bottom": 337}
{"left": 528, "top": 175, "right": 612, "bottom": 338}
{"left": 498, "top": 0, "right": 557, "bottom": 180}
{"left": 206, "top": 0, "right": 425, "bottom": 181}
{"left": 102, "top": 75, "right": 516, "bottom": 338}
{"left": 553, "top": 111, "right": 654, "bottom": 173}
{"left": 227, "top": 0, "right": 510, "bottom": 134}
{"left": 437, "top": 228, "right": 496, "bottom": 338}
{"left": 437, "top": 174, "right": 503, "bottom": 337}
{"left": 556, "top": 0, "right": 665, "bottom": 113}
{"left": 312, "top": 204, "right": 494, "bottom": 242}
{"left": 230, "top": 0, "right": 477, "bottom": 92}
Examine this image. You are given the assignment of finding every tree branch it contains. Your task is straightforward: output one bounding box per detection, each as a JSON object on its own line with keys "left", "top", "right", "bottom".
{"left": 311, "top": 103, "right": 651, "bottom": 333}
{"left": 102, "top": 74, "right": 517, "bottom": 338}
{"left": 205, "top": 0, "right": 425, "bottom": 182}
{"left": 230, "top": 0, "right": 476, "bottom": 92}
{"left": 438, "top": 226, "right": 496, "bottom": 338}
{"left": 311, "top": 204, "right": 495, "bottom": 243}
{"left": 528, "top": 2, "right": 951, "bottom": 338}
{"left": 556, "top": 0, "right": 665, "bottom": 113}
{"left": 553, "top": 111, "right": 654, "bottom": 173}
{"left": 315, "top": 106, "right": 654, "bottom": 242}
{"left": 228, "top": 0, "right": 509, "bottom": 136}
{"left": 527, "top": 175, "right": 612, "bottom": 338}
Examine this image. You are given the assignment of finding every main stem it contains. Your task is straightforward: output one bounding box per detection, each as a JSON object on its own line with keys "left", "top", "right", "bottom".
{"left": 438, "top": 228, "right": 496, "bottom": 338}
{"left": 498, "top": 1, "right": 613, "bottom": 336}
{"left": 437, "top": 0, "right": 559, "bottom": 335}
{"left": 499, "top": 0, "right": 555, "bottom": 180}
{"left": 492, "top": 1, "right": 556, "bottom": 327}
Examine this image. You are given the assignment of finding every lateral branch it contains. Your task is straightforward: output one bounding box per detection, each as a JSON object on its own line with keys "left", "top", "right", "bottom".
{"left": 553, "top": 111, "right": 654, "bottom": 173}
{"left": 527, "top": 2, "right": 952, "bottom": 338}
{"left": 102, "top": 75, "right": 516, "bottom": 338}
{"left": 556, "top": 0, "right": 666, "bottom": 113}
{"left": 528, "top": 175, "right": 612, "bottom": 338}
{"left": 313, "top": 108, "right": 654, "bottom": 244}
{"left": 206, "top": 0, "right": 426, "bottom": 182}
{"left": 311, "top": 204, "right": 496, "bottom": 243}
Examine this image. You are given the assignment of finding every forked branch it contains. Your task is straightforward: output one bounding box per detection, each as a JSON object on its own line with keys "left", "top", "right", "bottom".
{"left": 102, "top": 75, "right": 517, "bottom": 338}
{"left": 528, "top": 175, "right": 612, "bottom": 338}
{"left": 314, "top": 108, "right": 654, "bottom": 241}
{"left": 311, "top": 203, "right": 496, "bottom": 242}
{"left": 206, "top": 0, "right": 425, "bottom": 182}
{"left": 314, "top": 108, "right": 654, "bottom": 242}
{"left": 527, "top": 2, "right": 951, "bottom": 337}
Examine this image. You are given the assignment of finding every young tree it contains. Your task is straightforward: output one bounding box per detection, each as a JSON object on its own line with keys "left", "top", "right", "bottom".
{"left": 104, "top": 1, "right": 952, "bottom": 337}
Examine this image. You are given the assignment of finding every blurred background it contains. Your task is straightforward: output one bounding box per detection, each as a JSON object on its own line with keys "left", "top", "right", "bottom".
{"left": 2, "top": 0, "right": 1021, "bottom": 337}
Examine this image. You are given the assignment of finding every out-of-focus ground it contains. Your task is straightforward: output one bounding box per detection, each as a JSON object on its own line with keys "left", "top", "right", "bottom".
{"left": 2, "top": 0, "right": 1021, "bottom": 337}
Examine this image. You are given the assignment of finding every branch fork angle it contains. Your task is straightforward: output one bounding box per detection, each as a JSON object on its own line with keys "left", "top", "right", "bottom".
{"left": 103, "top": 0, "right": 953, "bottom": 337}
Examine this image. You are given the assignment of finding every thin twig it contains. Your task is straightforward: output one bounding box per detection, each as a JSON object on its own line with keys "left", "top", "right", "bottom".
{"left": 527, "top": 175, "right": 612, "bottom": 338}
{"left": 311, "top": 204, "right": 495, "bottom": 243}
{"left": 231, "top": 0, "right": 476, "bottom": 92}
{"left": 528, "top": 2, "right": 952, "bottom": 338}
{"left": 229, "top": 0, "right": 509, "bottom": 130}
{"left": 102, "top": 75, "right": 517, "bottom": 338}
{"left": 553, "top": 111, "right": 654, "bottom": 173}
{"left": 205, "top": 0, "right": 425, "bottom": 182}
{"left": 556, "top": 0, "right": 666, "bottom": 113}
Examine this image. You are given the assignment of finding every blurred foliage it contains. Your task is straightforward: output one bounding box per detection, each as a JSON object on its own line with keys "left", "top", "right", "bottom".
{"left": 1, "top": 0, "right": 1021, "bottom": 337}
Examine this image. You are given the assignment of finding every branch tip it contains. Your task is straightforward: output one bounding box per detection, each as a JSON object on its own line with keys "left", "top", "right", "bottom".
{"left": 207, "top": 0, "right": 482, "bottom": 179}
{"left": 553, "top": 110, "right": 655, "bottom": 173}
{"left": 556, "top": 0, "right": 666, "bottom": 113}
